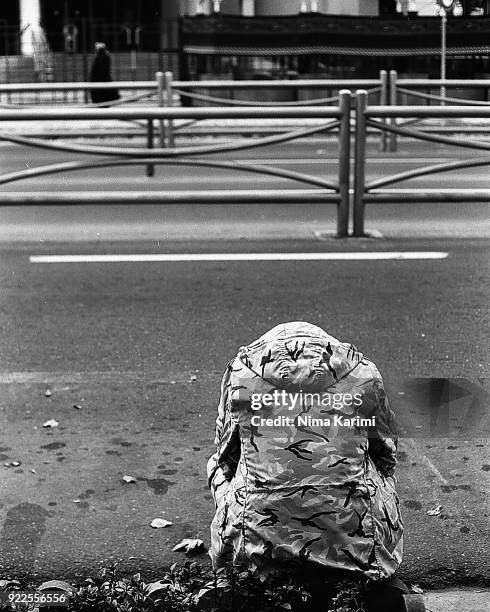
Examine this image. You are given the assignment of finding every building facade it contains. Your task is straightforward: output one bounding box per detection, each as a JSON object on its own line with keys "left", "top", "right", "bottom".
{"left": 1, "top": 1, "right": 489, "bottom": 80}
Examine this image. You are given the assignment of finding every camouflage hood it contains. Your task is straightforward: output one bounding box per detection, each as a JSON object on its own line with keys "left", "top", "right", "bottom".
{"left": 236, "top": 321, "right": 364, "bottom": 393}
{"left": 207, "top": 322, "right": 403, "bottom": 580}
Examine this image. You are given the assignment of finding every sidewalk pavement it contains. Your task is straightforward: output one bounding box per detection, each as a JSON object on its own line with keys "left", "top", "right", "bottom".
{"left": 0, "top": 371, "right": 488, "bottom": 586}
{"left": 424, "top": 589, "right": 489, "bottom": 612}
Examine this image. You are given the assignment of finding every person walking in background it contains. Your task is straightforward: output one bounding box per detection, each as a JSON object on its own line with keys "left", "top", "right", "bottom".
{"left": 89, "top": 42, "right": 120, "bottom": 105}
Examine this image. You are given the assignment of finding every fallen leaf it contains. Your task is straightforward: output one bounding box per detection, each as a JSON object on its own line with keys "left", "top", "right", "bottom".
{"left": 122, "top": 475, "right": 137, "bottom": 484}
{"left": 427, "top": 505, "right": 442, "bottom": 516}
{"left": 37, "top": 580, "right": 73, "bottom": 594}
{"left": 150, "top": 518, "right": 173, "bottom": 529}
{"left": 0, "top": 579, "right": 21, "bottom": 589}
{"left": 172, "top": 538, "right": 205, "bottom": 554}
{"left": 411, "top": 585, "right": 424, "bottom": 594}
{"left": 42, "top": 419, "right": 59, "bottom": 428}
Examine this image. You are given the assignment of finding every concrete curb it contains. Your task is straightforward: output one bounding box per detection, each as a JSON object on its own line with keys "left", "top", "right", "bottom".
{"left": 424, "top": 588, "right": 489, "bottom": 612}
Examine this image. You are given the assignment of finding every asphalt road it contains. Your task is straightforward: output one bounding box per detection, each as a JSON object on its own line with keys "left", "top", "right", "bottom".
{"left": 0, "top": 138, "right": 489, "bottom": 241}
{"left": 0, "top": 237, "right": 488, "bottom": 587}
{"left": 0, "top": 132, "right": 489, "bottom": 588}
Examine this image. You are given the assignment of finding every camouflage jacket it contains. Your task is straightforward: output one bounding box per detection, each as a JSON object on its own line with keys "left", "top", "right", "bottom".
{"left": 207, "top": 322, "right": 403, "bottom": 580}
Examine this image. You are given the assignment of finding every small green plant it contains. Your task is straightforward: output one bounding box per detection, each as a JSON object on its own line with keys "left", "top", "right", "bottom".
{"left": 0, "top": 562, "right": 367, "bottom": 612}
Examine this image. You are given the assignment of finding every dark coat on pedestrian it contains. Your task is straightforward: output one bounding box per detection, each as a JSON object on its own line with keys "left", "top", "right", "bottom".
{"left": 89, "top": 48, "right": 120, "bottom": 105}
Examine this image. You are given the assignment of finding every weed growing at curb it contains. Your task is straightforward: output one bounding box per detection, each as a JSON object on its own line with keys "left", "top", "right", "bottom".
{"left": 0, "top": 561, "right": 367, "bottom": 612}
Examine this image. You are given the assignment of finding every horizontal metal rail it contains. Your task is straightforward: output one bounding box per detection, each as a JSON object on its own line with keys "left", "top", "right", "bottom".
{"left": 362, "top": 105, "right": 490, "bottom": 118}
{"left": 0, "top": 106, "right": 341, "bottom": 121}
{"left": 395, "top": 79, "right": 490, "bottom": 87}
{"left": 363, "top": 189, "right": 490, "bottom": 202}
{"left": 0, "top": 81, "right": 157, "bottom": 92}
{"left": 5, "top": 188, "right": 487, "bottom": 206}
{"left": 353, "top": 89, "right": 490, "bottom": 237}
{"left": 0, "top": 79, "right": 380, "bottom": 93}
{"left": 0, "top": 190, "right": 340, "bottom": 205}
{"left": 173, "top": 79, "right": 381, "bottom": 89}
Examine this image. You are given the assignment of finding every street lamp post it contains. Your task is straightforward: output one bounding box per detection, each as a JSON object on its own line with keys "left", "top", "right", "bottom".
{"left": 440, "top": 6, "right": 447, "bottom": 101}
{"left": 437, "top": 0, "right": 456, "bottom": 104}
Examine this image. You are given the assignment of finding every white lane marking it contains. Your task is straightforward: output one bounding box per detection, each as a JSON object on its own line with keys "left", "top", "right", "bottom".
{"left": 30, "top": 252, "right": 449, "bottom": 264}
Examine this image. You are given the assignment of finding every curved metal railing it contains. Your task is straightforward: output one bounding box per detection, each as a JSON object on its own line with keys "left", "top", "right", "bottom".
{"left": 173, "top": 87, "right": 381, "bottom": 107}
{"left": 0, "top": 89, "right": 157, "bottom": 110}
{"left": 0, "top": 97, "right": 352, "bottom": 237}
{"left": 396, "top": 87, "right": 490, "bottom": 107}
{"left": 353, "top": 90, "right": 490, "bottom": 236}
{"left": 366, "top": 157, "right": 490, "bottom": 190}
{"left": 0, "top": 120, "right": 339, "bottom": 158}
{"left": 366, "top": 119, "right": 490, "bottom": 152}
{"left": 384, "top": 71, "right": 490, "bottom": 151}
{"left": 0, "top": 158, "right": 338, "bottom": 191}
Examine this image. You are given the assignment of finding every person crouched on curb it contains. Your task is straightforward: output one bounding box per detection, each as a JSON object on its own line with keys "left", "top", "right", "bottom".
{"left": 207, "top": 322, "right": 414, "bottom": 612}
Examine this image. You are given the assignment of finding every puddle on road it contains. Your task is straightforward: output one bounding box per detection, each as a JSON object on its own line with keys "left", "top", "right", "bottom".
{"left": 40, "top": 441, "right": 66, "bottom": 451}
{"left": 0, "top": 503, "right": 51, "bottom": 571}
{"left": 137, "top": 477, "right": 175, "bottom": 495}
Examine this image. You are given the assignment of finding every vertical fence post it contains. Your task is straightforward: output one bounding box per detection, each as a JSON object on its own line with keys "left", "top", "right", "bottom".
{"left": 146, "top": 119, "right": 154, "bottom": 177}
{"left": 353, "top": 90, "right": 367, "bottom": 238}
{"left": 379, "top": 70, "right": 388, "bottom": 152}
{"left": 156, "top": 71, "right": 165, "bottom": 147}
{"left": 164, "top": 71, "right": 175, "bottom": 148}
{"left": 389, "top": 70, "right": 398, "bottom": 152}
{"left": 337, "top": 89, "right": 351, "bottom": 238}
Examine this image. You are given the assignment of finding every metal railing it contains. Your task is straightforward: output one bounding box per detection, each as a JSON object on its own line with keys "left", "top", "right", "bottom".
{"left": 2, "top": 87, "right": 489, "bottom": 238}
{"left": 0, "top": 72, "right": 387, "bottom": 145}
{"left": 0, "top": 95, "right": 352, "bottom": 237}
{"left": 0, "top": 72, "right": 384, "bottom": 106}
{"left": 353, "top": 89, "right": 490, "bottom": 237}
{"left": 385, "top": 70, "right": 490, "bottom": 152}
